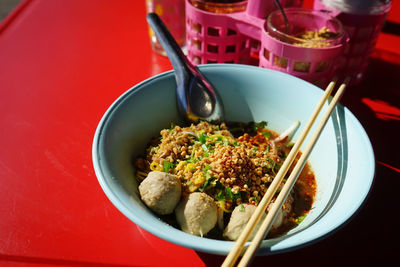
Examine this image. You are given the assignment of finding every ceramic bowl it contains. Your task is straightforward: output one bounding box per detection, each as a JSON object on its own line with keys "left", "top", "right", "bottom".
{"left": 92, "top": 64, "right": 374, "bottom": 255}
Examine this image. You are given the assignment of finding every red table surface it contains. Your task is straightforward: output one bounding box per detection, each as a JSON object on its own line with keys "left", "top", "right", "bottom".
{"left": 0, "top": 0, "right": 399, "bottom": 266}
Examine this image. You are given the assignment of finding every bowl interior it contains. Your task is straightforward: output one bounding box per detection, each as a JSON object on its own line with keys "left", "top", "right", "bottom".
{"left": 92, "top": 64, "right": 374, "bottom": 255}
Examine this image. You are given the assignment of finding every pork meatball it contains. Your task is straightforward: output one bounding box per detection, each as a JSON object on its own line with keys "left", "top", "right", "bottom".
{"left": 175, "top": 192, "right": 217, "bottom": 237}
{"left": 223, "top": 204, "right": 266, "bottom": 241}
{"left": 224, "top": 194, "right": 295, "bottom": 241}
{"left": 267, "top": 192, "right": 294, "bottom": 234}
{"left": 138, "top": 171, "right": 181, "bottom": 215}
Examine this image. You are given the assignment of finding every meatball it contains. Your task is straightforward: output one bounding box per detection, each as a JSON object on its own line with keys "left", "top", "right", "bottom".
{"left": 224, "top": 194, "right": 295, "bottom": 241}
{"left": 138, "top": 171, "right": 181, "bottom": 215}
{"left": 223, "top": 204, "right": 266, "bottom": 241}
{"left": 267, "top": 192, "right": 294, "bottom": 234}
{"left": 175, "top": 192, "right": 217, "bottom": 237}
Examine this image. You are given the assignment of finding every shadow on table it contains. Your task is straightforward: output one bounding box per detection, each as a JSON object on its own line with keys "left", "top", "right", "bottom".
{"left": 382, "top": 20, "right": 400, "bottom": 36}
{"left": 196, "top": 53, "right": 400, "bottom": 267}
{"left": 345, "top": 50, "right": 400, "bottom": 169}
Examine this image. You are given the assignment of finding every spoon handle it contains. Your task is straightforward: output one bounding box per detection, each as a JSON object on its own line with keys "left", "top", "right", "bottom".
{"left": 274, "top": 0, "right": 289, "bottom": 34}
{"left": 146, "top": 13, "right": 191, "bottom": 80}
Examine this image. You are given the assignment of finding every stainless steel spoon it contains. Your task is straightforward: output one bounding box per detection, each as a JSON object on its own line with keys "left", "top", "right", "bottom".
{"left": 146, "top": 13, "right": 224, "bottom": 123}
{"left": 274, "top": 0, "right": 289, "bottom": 34}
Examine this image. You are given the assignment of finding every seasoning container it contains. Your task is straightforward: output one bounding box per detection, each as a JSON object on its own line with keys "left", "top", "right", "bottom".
{"left": 186, "top": 0, "right": 306, "bottom": 65}
{"left": 313, "top": 0, "right": 392, "bottom": 85}
{"left": 146, "top": 0, "right": 186, "bottom": 56}
{"left": 186, "top": 0, "right": 249, "bottom": 65}
{"left": 259, "top": 8, "right": 347, "bottom": 87}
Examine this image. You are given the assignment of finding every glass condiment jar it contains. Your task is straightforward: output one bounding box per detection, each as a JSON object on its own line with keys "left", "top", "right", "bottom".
{"left": 314, "top": 0, "right": 392, "bottom": 84}
{"left": 146, "top": 0, "right": 186, "bottom": 56}
{"left": 260, "top": 8, "right": 346, "bottom": 87}
{"left": 266, "top": 8, "right": 345, "bottom": 48}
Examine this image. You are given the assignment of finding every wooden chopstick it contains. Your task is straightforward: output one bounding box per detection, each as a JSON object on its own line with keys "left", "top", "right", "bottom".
{"left": 221, "top": 79, "right": 337, "bottom": 267}
{"left": 237, "top": 78, "right": 349, "bottom": 267}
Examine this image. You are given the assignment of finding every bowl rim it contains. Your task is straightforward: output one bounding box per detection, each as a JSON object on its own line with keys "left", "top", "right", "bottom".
{"left": 92, "top": 64, "right": 375, "bottom": 255}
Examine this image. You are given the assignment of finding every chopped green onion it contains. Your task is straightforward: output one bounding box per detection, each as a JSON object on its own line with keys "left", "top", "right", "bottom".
{"left": 163, "top": 161, "right": 174, "bottom": 173}
{"left": 202, "top": 165, "right": 212, "bottom": 179}
{"left": 216, "top": 190, "right": 225, "bottom": 201}
{"left": 262, "top": 131, "right": 271, "bottom": 138}
{"left": 186, "top": 149, "right": 198, "bottom": 163}
{"left": 215, "top": 186, "right": 241, "bottom": 201}
{"left": 286, "top": 142, "right": 295, "bottom": 148}
{"left": 203, "top": 164, "right": 212, "bottom": 172}
{"left": 199, "top": 177, "right": 216, "bottom": 192}
{"left": 253, "top": 121, "right": 268, "bottom": 131}
{"left": 239, "top": 204, "right": 245, "bottom": 212}
{"left": 186, "top": 157, "right": 198, "bottom": 163}
{"left": 296, "top": 215, "right": 307, "bottom": 225}
{"left": 225, "top": 187, "right": 234, "bottom": 200}
{"left": 199, "top": 133, "right": 207, "bottom": 144}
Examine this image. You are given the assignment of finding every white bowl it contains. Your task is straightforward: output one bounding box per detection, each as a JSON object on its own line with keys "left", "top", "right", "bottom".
{"left": 92, "top": 64, "right": 374, "bottom": 255}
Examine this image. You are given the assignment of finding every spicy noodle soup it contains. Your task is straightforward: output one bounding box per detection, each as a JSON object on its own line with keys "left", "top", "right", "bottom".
{"left": 134, "top": 121, "right": 316, "bottom": 239}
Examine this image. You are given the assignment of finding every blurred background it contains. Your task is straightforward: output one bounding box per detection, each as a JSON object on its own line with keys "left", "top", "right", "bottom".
{"left": 0, "top": 0, "right": 21, "bottom": 21}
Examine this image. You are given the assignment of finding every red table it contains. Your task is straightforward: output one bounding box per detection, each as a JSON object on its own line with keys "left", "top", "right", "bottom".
{"left": 0, "top": 0, "right": 399, "bottom": 266}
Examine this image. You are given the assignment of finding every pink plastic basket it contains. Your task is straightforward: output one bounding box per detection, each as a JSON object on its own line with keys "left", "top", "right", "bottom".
{"left": 313, "top": 0, "right": 391, "bottom": 85}
{"left": 185, "top": 1, "right": 347, "bottom": 87}
{"left": 259, "top": 8, "right": 347, "bottom": 87}
{"left": 185, "top": 0, "right": 304, "bottom": 65}
{"left": 185, "top": 0, "right": 251, "bottom": 65}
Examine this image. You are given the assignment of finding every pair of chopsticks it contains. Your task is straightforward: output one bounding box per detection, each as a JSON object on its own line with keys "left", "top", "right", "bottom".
{"left": 222, "top": 78, "right": 349, "bottom": 267}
